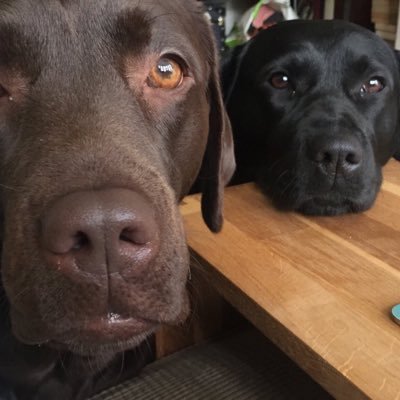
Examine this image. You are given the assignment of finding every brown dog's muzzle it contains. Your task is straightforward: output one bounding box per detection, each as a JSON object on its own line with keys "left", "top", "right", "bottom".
{"left": 41, "top": 189, "right": 159, "bottom": 277}
{"left": 2, "top": 137, "right": 191, "bottom": 352}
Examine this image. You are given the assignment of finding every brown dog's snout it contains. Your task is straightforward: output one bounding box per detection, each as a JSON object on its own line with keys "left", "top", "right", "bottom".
{"left": 41, "top": 189, "right": 160, "bottom": 276}
{"left": 307, "top": 135, "right": 363, "bottom": 176}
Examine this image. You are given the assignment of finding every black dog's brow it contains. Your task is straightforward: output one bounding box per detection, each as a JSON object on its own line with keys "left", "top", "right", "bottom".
{"left": 259, "top": 44, "right": 324, "bottom": 78}
{"left": 346, "top": 55, "right": 388, "bottom": 75}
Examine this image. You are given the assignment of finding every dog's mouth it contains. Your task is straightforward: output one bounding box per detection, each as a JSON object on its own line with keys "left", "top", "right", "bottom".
{"left": 76, "top": 313, "right": 157, "bottom": 341}
{"left": 49, "top": 314, "right": 159, "bottom": 355}
{"left": 7, "top": 288, "right": 189, "bottom": 358}
{"left": 297, "top": 195, "right": 372, "bottom": 216}
{"left": 259, "top": 178, "right": 376, "bottom": 215}
{"left": 258, "top": 162, "right": 381, "bottom": 216}
{"left": 10, "top": 286, "right": 190, "bottom": 355}
{"left": 13, "top": 312, "right": 157, "bottom": 344}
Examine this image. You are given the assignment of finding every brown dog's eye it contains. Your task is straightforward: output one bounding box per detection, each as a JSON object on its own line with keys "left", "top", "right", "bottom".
{"left": 360, "top": 77, "right": 384, "bottom": 95}
{"left": 270, "top": 73, "right": 290, "bottom": 89}
{"left": 147, "top": 57, "right": 184, "bottom": 89}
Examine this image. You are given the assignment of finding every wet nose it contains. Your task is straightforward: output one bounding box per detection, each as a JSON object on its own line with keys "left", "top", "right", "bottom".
{"left": 307, "top": 135, "right": 363, "bottom": 176}
{"left": 41, "top": 189, "right": 159, "bottom": 275}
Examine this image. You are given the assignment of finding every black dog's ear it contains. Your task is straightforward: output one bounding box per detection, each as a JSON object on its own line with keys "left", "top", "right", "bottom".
{"left": 221, "top": 42, "right": 250, "bottom": 106}
{"left": 199, "top": 54, "right": 235, "bottom": 233}
{"left": 393, "top": 50, "right": 400, "bottom": 161}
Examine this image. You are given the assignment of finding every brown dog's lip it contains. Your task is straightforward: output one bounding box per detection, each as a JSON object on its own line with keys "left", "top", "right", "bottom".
{"left": 13, "top": 314, "right": 157, "bottom": 349}
{"left": 43, "top": 315, "right": 158, "bottom": 355}
{"left": 74, "top": 313, "right": 158, "bottom": 343}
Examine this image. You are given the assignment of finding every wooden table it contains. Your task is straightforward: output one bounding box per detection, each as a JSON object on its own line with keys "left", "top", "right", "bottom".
{"left": 181, "top": 159, "right": 400, "bottom": 400}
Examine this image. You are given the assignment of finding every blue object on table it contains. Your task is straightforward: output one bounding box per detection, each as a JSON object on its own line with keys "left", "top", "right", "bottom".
{"left": 392, "top": 304, "right": 400, "bottom": 325}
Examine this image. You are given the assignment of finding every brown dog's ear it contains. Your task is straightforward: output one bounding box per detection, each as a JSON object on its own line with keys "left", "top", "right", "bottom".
{"left": 199, "top": 58, "right": 235, "bottom": 233}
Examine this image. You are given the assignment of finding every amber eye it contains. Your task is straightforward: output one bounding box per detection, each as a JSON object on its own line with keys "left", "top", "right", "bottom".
{"left": 270, "top": 73, "right": 290, "bottom": 89}
{"left": 147, "top": 57, "right": 184, "bottom": 89}
{"left": 360, "top": 77, "right": 384, "bottom": 95}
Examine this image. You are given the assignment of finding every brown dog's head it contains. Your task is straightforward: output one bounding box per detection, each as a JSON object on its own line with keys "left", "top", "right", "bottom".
{"left": 0, "top": 0, "right": 234, "bottom": 355}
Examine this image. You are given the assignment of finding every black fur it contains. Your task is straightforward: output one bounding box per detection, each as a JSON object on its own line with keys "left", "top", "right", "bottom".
{"left": 224, "top": 20, "right": 400, "bottom": 215}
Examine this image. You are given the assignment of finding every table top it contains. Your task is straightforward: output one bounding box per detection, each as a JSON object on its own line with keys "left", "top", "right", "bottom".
{"left": 181, "top": 159, "right": 400, "bottom": 400}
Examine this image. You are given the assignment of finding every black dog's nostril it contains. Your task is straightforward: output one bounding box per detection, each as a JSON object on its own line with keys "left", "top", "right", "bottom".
{"left": 345, "top": 151, "right": 361, "bottom": 165}
{"left": 308, "top": 135, "right": 363, "bottom": 175}
{"left": 315, "top": 151, "right": 333, "bottom": 164}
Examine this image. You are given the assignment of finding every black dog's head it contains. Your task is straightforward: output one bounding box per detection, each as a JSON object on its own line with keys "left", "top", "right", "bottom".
{"left": 223, "top": 20, "right": 400, "bottom": 215}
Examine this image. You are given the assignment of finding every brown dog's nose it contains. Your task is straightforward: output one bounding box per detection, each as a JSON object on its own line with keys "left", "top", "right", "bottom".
{"left": 41, "top": 189, "right": 159, "bottom": 275}
{"left": 308, "top": 136, "right": 363, "bottom": 176}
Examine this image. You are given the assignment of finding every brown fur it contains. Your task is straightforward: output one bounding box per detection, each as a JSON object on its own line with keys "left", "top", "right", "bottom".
{"left": 0, "top": 1, "right": 235, "bottom": 398}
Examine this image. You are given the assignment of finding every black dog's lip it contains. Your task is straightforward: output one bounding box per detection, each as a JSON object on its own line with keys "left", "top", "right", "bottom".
{"left": 297, "top": 195, "right": 367, "bottom": 216}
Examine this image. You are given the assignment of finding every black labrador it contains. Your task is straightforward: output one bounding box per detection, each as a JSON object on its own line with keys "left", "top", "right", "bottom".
{"left": 223, "top": 20, "right": 400, "bottom": 215}
{"left": 0, "top": 1, "right": 235, "bottom": 399}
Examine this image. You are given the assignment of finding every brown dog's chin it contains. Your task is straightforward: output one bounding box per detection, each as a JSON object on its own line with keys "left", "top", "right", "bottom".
{"left": 10, "top": 292, "right": 190, "bottom": 355}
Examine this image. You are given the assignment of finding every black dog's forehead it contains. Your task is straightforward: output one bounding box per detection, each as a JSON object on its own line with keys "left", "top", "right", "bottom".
{"left": 0, "top": 0, "right": 208, "bottom": 78}
{"left": 249, "top": 20, "right": 397, "bottom": 79}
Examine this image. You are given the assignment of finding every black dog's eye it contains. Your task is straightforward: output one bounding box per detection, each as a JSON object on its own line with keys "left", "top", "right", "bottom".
{"left": 147, "top": 56, "right": 185, "bottom": 90}
{"left": 270, "top": 73, "right": 291, "bottom": 89}
{"left": 360, "top": 77, "right": 385, "bottom": 95}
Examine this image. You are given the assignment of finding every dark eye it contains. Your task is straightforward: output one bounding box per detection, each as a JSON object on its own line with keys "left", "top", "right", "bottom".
{"left": 270, "top": 73, "right": 291, "bottom": 89}
{"left": 147, "top": 56, "right": 184, "bottom": 89}
{"left": 360, "top": 77, "right": 385, "bottom": 95}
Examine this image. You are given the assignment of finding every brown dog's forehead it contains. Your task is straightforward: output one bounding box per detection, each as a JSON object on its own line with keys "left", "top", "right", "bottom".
{"left": 0, "top": 0, "right": 210, "bottom": 79}
{"left": 0, "top": 0, "right": 215, "bottom": 200}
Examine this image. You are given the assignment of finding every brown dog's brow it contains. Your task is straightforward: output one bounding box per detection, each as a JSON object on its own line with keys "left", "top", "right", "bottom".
{"left": 112, "top": 9, "right": 152, "bottom": 56}
{"left": 0, "top": 25, "right": 31, "bottom": 63}
{"left": 0, "top": 29, "right": 41, "bottom": 87}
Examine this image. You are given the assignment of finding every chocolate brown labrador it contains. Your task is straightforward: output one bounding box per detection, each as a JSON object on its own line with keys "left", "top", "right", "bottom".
{"left": 0, "top": 1, "right": 235, "bottom": 399}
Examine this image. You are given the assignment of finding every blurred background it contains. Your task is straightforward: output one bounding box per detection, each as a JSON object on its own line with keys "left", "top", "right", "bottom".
{"left": 201, "top": 0, "right": 399, "bottom": 53}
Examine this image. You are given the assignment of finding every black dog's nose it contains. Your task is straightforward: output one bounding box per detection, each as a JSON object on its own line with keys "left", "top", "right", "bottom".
{"left": 41, "top": 189, "right": 159, "bottom": 275}
{"left": 307, "top": 136, "right": 363, "bottom": 175}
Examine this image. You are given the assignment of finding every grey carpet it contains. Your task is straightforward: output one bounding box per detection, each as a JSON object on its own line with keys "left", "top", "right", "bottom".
{"left": 91, "top": 328, "right": 333, "bottom": 400}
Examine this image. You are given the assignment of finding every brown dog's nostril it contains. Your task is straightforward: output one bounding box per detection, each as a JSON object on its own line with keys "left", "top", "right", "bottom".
{"left": 72, "top": 232, "right": 91, "bottom": 251}
{"left": 41, "top": 189, "right": 160, "bottom": 275}
{"left": 119, "top": 227, "right": 149, "bottom": 245}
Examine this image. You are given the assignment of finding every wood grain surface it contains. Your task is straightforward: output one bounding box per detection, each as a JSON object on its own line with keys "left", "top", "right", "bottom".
{"left": 181, "top": 159, "right": 400, "bottom": 400}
